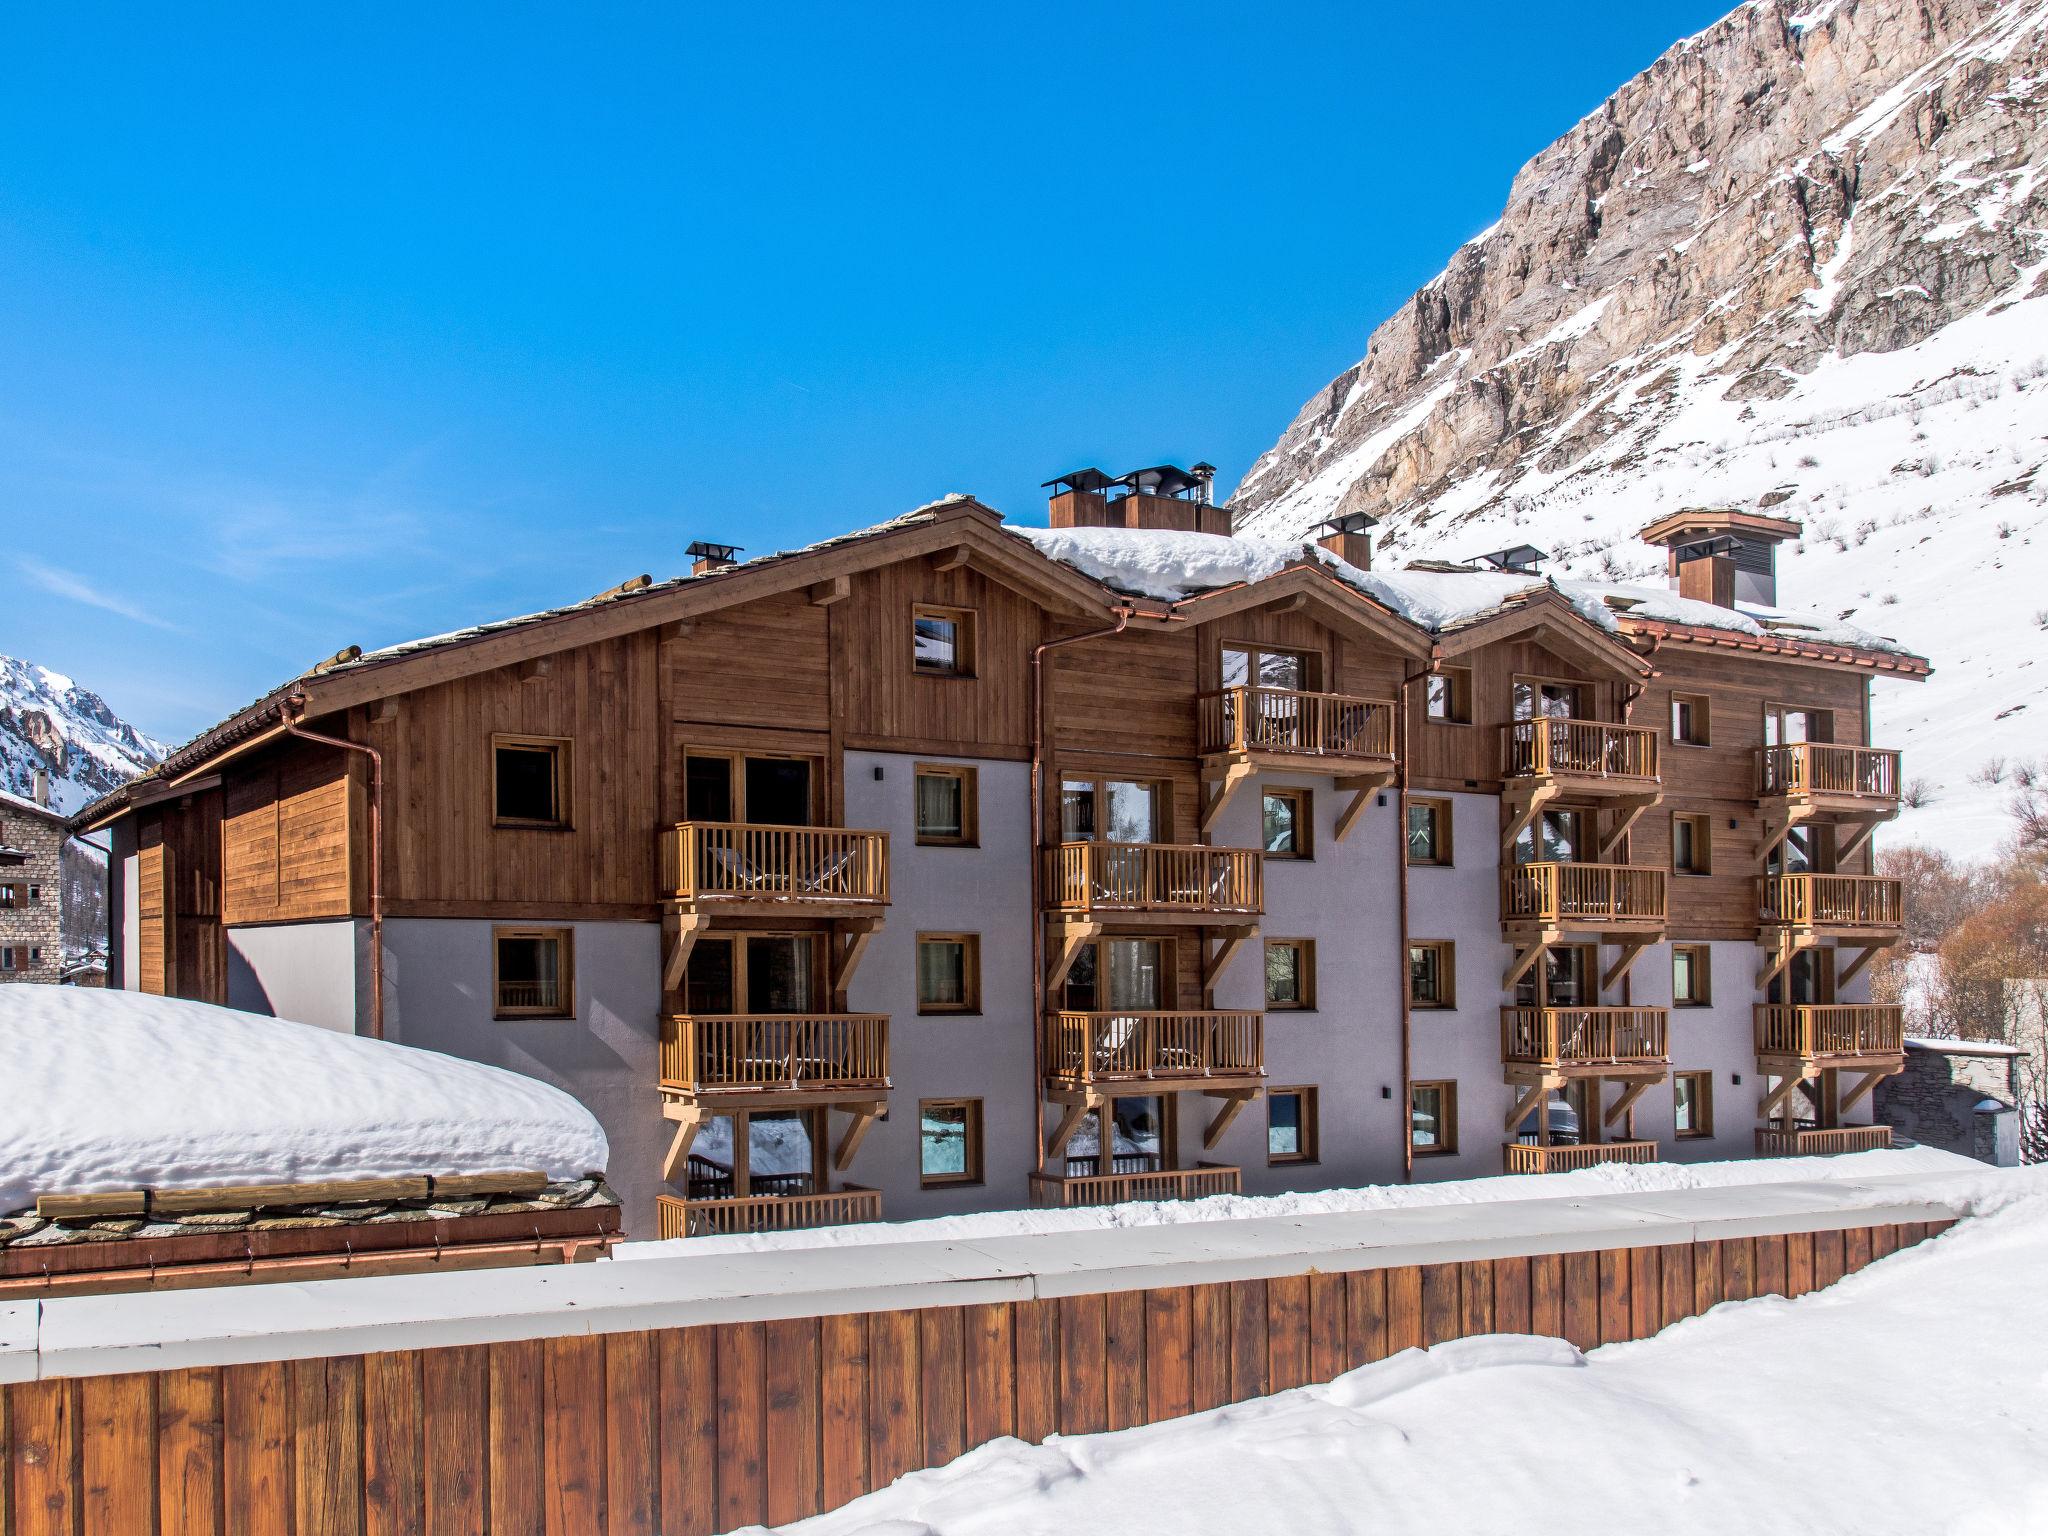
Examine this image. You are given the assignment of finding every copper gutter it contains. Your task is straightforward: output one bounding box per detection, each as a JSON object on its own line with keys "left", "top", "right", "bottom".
{"left": 284, "top": 694, "right": 387, "bottom": 1040}
{"left": 1397, "top": 654, "right": 1434, "bottom": 1181}
{"left": 1027, "top": 606, "right": 1131, "bottom": 1175}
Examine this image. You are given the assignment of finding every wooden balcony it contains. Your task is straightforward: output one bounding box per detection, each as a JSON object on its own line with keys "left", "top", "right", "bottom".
{"left": 1758, "top": 744, "right": 1901, "bottom": 814}
{"left": 1501, "top": 718, "right": 1660, "bottom": 792}
{"left": 1501, "top": 1006, "right": 1669, "bottom": 1073}
{"left": 655, "top": 1186, "right": 881, "bottom": 1239}
{"left": 1759, "top": 874, "right": 1903, "bottom": 937}
{"left": 1755, "top": 1004, "right": 1905, "bottom": 1066}
{"left": 1502, "top": 862, "right": 1667, "bottom": 933}
{"left": 659, "top": 822, "right": 890, "bottom": 915}
{"left": 1028, "top": 1162, "right": 1242, "bottom": 1208}
{"left": 1043, "top": 841, "right": 1262, "bottom": 922}
{"left": 1755, "top": 1125, "right": 1894, "bottom": 1157}
{"left": 1503, "top": 1140, "right": 1659, "bottom": 1175}
{"left": 1198, "top": 687, "right": 1396, "bottom": 767}
{"left": 1044, "top": 1010, "right": 1265, "bottom": 1090}
{"left": 659, "top": 1014, "right": 890, "bottom": 1103}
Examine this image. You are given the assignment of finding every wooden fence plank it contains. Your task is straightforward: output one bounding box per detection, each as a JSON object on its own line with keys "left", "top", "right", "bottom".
{"left": 82, "top": 1373, "right": 156, "bottom": 1535}
{"left": 363, "top": 1352, "right": 423, "bottom": 1536}
{"left": 1420, "top": 1265, "right": 1460, "bottom": 1348}
{"left": 1786, "top": 1232, "right": 1816, "bottom": 1297}
{"left": 1597, "top": 1249, "right": 1632, "bottom": 1346}
{"left": 1561, "top": 1251, "right": 1599, "bottom": 1351}
{"left": 963, "top": 1303, "right": 1015, "bottom": 1452}
{"left": 422, "top": 1345, "right": 487, "bottom": 1536}
{"left": 1843, "top": 1226, "right": 1873, "bottom": 1275}
{"left": 1188, "top": 1285, "right": 1231, "bottom": 1412}
{"left": 1385, "top": 1266, "right": 1424, "bottom": 1354}
{"left": 1529, "top": 1253, "right": 1564, "bottom": 1340}
{"left": 1227, "top": 1281, "right": 1269, "bottom": 1402}
{"left": 869, "top": 1311, "right": 923, "bottom": 1488}
{"left": 1493, "top": 1256, "right": 1532, "bottom": 1336}
{"left": 1813, "top": 1228, "right": 1846, "bottom": 1290}
{"left": 1692, "top": 1242, "right": 1722, "bottom": 1316}
{"left": 659, "top": 1327, "right": 718, "bottom": 1536}
{"left": 1345, "top": 1269, "right": 1389, "bottom": 1367}
{"left": 1309, "top": 1274, "right": 1346, "bottom": 1385}
{"left": 1460, "top": 1260, "right": 1495, "bottom": 1338}
{"left": 1056, "top": 1294, "right": 1107, "bottom": 1434}
{"left": 1267, "top": 1275, "right": 1311, "bottom": 1392}
{"left": 1629, "top": 1247, "right": 1660, "bottom": 1339}
{"left": 1870, "top": 1224, "right": 1900, "bottom": 1260}
{"left": 1010, "top": 1300, "right": 1059, "bottom": 1446}
{"left": 604, "top": 1332, "right": 660, "bottom": 1536}
{"left": 10, "top": 1380, "right": 74, "bottom": 1536}
{"left": 1722, "top": 1237, "right": 1756, "bottom": 1303}
{"left": 1756, "top": 1233, "right": 1788, "bottom": 1298}
{"left": 1104, "top": 1290, "right": 1146, "bottom": 1431}
{"left": 159, "top": 1368, "right": 224, "bottom": 1536}
{"left": 1144, "top": 1288, "right": 1194, "bottom": 1424}
{"left": 543, "top": 1336, "right": 606, "bottom": 1536}
{"left": 223, "top": 1362, "right": 293, "bottom": 1536}
{"left": 819, "top": 1313, "right": 870, "bottom": 1511}
{"left": 918, "top": 1309, "right": 966, "bottom": 1473}
{"left": 295, "top": 1354, "right": 364, "bottom": 1536}
{"left": 765, "top": 1318, "right": 822, "bottom": 1528}
{"left": 489, "top": 1340, "right": 545, "bottom": 1536}
{"left": 716, "top": 1323, "right": 768, "bottom": 1534}
{"left": 1661, "top": 1243, "right": 1694, "bottom": 1330}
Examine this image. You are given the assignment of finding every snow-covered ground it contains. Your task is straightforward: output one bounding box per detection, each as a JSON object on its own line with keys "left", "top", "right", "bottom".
{"left": 746, "top": 1162, "right": 2048, "bottom": 1536}
{"left": 0, "top": 990, "right": 608, "bottom": 1213}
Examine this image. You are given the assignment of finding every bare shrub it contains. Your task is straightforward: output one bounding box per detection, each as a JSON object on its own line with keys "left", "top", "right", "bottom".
{"left": 1902, "top": 776, "right": 1934, "bottom": 808}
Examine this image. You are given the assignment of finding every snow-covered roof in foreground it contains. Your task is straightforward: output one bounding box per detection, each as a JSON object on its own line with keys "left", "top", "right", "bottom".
{"left": 1008, "top": 523, "right": 1918, "bottom": 656}
{"left": 0, "top": 991, "right": 609, "bottom": 1215}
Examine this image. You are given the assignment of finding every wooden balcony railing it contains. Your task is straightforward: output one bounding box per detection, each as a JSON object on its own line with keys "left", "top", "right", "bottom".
{"left": 1758, "top": 744, "right": 1901, "bottom": 803}
{"left": 1502, "top": 862, "right": 1668, "bottom": 926}
{"left": 659, "top": 1014, "right": 890, "bottom": 1094}
{"left": 1198, "top": 686, "right": 1396, "bottom": 761}
{"left": 1503, "top": 1141, "right": 1659, "bottom": 1175}
{"left": 1754, "top": 1004, "right": 1904, "bottom": 1060}
{"left": 1028, "top": 1163, "right": 1242, "bottom": 1208}
{"left": 1043, "top": 842, "right": 1262, "bottom": 915}
{"left": 1759, "top": 873, "right": 1903, "bottom": 930}
{"left": 1045, "top": 1011, "right": 1265, "bottom": 1085}
{"left": 655, "top": 1187, "right": 882, "bottom": 1239}
{"left": 1755, "top": 1125, "right": 1894, "bottom": 1157}
{"left": 659, "top": 822, "right": 889, "bottom": 905}
{"left": 1501, "top": 1006, "right": 1669, "bottom": 1068}
{"left": 1501, "top": 718, "right": 1659, "bottom": 783}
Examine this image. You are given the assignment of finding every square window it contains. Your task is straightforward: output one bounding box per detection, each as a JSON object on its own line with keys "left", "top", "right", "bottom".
{"left": 1265, "top": 939, "right": 1315, "bottom": 1010}
{"left": 1672, "top": 814, "right": 1713, "bottom": 876}
{"left": 493, "top": 736, "right": 570, "bottom": 827}
{"left": 916, "top": 934, "right": 980, "bottom": 1014}
{"left": 1409, "top": 941, "right": 1454, "bottom": 1008}
{"left": 1674, "top": 1071, "right": 1713, "bottom": 1138}
{"left": 494, "top": 928, "right": 572, "bottom": 1018}
{"left": 1262, "top": 788, "right": 1310, "bottom": 858}
{"left": 913, "top": 606, "right": 975, "bottom": 676}
{"left": 1268, "top": 1088, "right": 1318, "bottom": 1164}
{"left": 1407, "top": 799, "right": 1451, "bottom": 865}
{"left": 914, "top": 764, "right": 978, "bottom": 846}
{"left": 1410, "top": 1081, "right": 1458, "bottom": 1154}
{"left": 1673, "top": 944, "right": 1712, "bottom": 1007}
{"left": 920, "top": 1098, "right": 983, "bottom": 1185}
{"left": 1425, "top": 668, "right": 1472, "bottom": 724}
{"left": 1671, "top": 693, "right": 1711, "bottom": 746}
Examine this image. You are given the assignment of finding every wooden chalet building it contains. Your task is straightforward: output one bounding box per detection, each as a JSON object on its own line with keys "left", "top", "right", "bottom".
{"left": 77, "top": 469, "right": 1931, "bottom": 1235}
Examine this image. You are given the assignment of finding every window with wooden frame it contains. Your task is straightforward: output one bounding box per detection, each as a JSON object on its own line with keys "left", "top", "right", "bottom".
{"left": 1410, "top": 1080, "right": 1458, "bottom": 1155}
{"left": 1670, "top": 692, "right": 1711, "bottom": 747}
{"left": 1059, "top": 777, "right": 1165, "bottom": 844}
{"left": 1514, "top": 943, "right": 1595, "bottom": 1008}
{"left": 0, "top": 883, "right": 21, "bottom": 909}
{"left": 1264, "top": 939, "right": 1315, "bottom": 1011}
{"left": 683, "top": 933, "right": 821, "bottom": 1015}
{"left": 1221, "top": 643, "right": 1320, "bottom": 696}
{"left": 1408, "top": 940, "right": 1455, "bottom": 1009}
{"left": 1672, "top": 944, "right": 1712, "bottom": 1007}
{"left": 1674, "top": 1071, "right": 1713, "bottom": 1139}
{"left": 1267, "top": 1087, "right": 1318, "bottom": 1164}
{"left": 682, "top": 751, "right": 818, "bottom": 826}
{"left": 1406, "top": 798, "right": 1452, "bottom": 866}
{"left": 913, "top": 763, "right": 978, "bottom": 846}
{"left": 1261, "top": 787, "right": 1311, "bottom": 859}
{"left": 1511, "top": 677, "right": 1589, "bottom": 721}
{"left": 1061, "top": 935, "right": 1170, "bottom": 1013}
{"left": 1763, "top": 703, "right": 1833, "bottom": 747}
{"left": 493, "top": 927, "right": 573, "bottom": 1018}
{"left": 1672, "top": 813, "right": 1713, "bottom": 876}
{"left": 919, "top": 1098, "right": 984, "bottom": 1185}
{"left": 1425, "top": 667, "right": 1472, "bottom": 724}
{"left": 916, "top": 933, "right": 981, "bottom": 1014}
{"left": 912, "top": 605, "right": 976, "bottom": 677}
{"left": 492, "top": 735, "right": 571, "bottom": 828}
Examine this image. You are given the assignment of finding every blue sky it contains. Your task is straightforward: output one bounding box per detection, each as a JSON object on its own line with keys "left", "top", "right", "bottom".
{"left": 0, "top": 2, "right": 1729, "bottom": 743}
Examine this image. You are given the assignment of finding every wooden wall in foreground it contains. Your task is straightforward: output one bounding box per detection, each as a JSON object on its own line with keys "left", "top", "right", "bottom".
{"left": 0, "top": 1220, "right": 1946, "bottom": 1536}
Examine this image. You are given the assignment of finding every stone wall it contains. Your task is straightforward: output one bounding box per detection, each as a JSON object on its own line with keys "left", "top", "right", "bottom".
{"left": 0, "top": 796, "right": 63, "bottom": 984}
{"left": 1877, "top": 1042, "right": 2021, "bottom": 1165}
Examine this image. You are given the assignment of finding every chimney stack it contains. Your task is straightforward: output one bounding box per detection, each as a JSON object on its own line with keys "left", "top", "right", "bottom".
{"left": 1637, "top": 508, "right": 1802, "bottom": 608}
{"left": 1315, "top": 512, "right": 1378, "bottom": 570}
{"left": 1676, "top": 539, "right": 1738, "bottom": 607}
{"left": 687, "top": 540, "right": 742, "bottom": 576}
{"left": 32, "top": 767, "right": 49, "bottom": 808}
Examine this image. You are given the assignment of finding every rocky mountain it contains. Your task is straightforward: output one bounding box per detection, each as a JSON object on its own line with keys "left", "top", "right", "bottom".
{"left": 1231, "top": 0, "right": 2048, "bottom": 859}
{"left": 0, "top": 655, "right": 168, "bottom": 820}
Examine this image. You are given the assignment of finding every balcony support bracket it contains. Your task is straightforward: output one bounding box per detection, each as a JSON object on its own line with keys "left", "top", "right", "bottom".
{"left": 1756, "top": 804, "right": 1815, "bottom": 873}
{"left": 1201, "top": 1087, "right": 1260, "bottom": 1151}
{"left": 1335, "top": 769, "right": 1395, "bottom": 843}
{"left": 1045, "top": 1092, "right": 1105, "bottom": 1160}
{"left": 1755, "top": 933, "right": 1819, "bottom": 992}
{"left": 1200, "top": 758, "right": 1257, "bottom": 836}
{"left": 1600, "top": 938, "right": 1651, "bottom": 992}
{"left": 1836, "top": 941, "right": 1887, "bottom": 991}
{"left": 1838, "top": 1065, "right": 1897, "bottom": 1117}
{"left": 832, "top": 1099, "right": 886, "bottom": 1171}
{"left": 1834, "top": 813, "right": 1887, "bottom": 868}
{"left": 660, "top": 1101, "right": 707, "bottom": 1183}
{"left": 1501, "top": 782, "right": 1563, "bottom": 863}
{"left": 1504, "top": 939, "right": 1552, "bottom": 992}
{"left": 1202, "top": 925, "right": 1258, "bottom": 1002}
{"left": 1604, "top": 1077, "right": 1655, "bottom": 1127}
{"left": 663, "top": 910, "right": 710, "bottom": 995}
{"left": 1758, "top": 1069, "right": 1816, "bottom": 1123}
{"left": 1502, "top": 1077, "right": 1560, "bottom": 1136}
{"left": 831, "top": 917, "right": 884, "bottom": 1007}
{"left": 1597, "top": 794, "right": 1659, "bottom": 862}
{"left": 1045, "top": 918, "right": 1102, "bottom": 991}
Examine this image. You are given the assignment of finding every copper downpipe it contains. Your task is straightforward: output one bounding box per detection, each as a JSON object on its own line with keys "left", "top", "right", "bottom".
{"left": 1396, "top": 655, "right": 1436, "bottom": 1181}
{"left": 285, "top": 694, "right": 386, "bottom": 1040}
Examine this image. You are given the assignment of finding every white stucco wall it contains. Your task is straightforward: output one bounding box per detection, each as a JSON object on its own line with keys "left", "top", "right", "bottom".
{"left": 226, "top": 920, "right": 368, "bottom": 1034}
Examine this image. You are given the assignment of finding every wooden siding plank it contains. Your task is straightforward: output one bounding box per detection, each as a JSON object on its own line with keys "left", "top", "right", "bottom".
{"left": 1385, "top": 1266, "right": 1424, "bottom": 1355}
{"left": 765, "top": 1318, "right": 822, "bottom": 1529}
{"left": 1629, "top": 1247, "right": 1661, "bottom": 1339}
{"left": 1420, "top": 1265, "right": 1460, "bottom": 1348}
{"left": 1561, "top": 1251, "right": 1599, "bottom": 1351}
{"left": 963, "top": 1303, "right": 1016, "bottom": 1452}
{"left": 1227, "top": 1281, "right": 1269, "bottom": 1403}
{"left": 868, "top": 1311, "right": 923, "bottom": 1490}
{"left": 1493, "top": 1256, "right": 1532, "bottom": 1336}
{"left": 1843, "top": 1226, "right": 1874, "bottom": 1276}
{"left": 1144, "top": 1287, "right": 1195, "bottom": 1425}
{"left": 659, "top": 1328, "right": 718, "bottom": 1536}
{"left": 1756, "top": 1233, "right": 1789, "bottom": 1298}
{"left": 10, "top": 1380, "right": 75, "bottom": 1536}
{"left": 918, "top": 1309, "right": 966, "bottom": 1477}
{"left": 1661, "top": 1243, "right": 1695, "bottom": 1330}
{"left": 159, "top": 1368, "right": 224, "bottom": 1536}
{"left": 1870, "top": 1224, "right": 1900, "bottom": 1261}
{"left": 1308, "top": 1273, "right": 1346, "bottom": 1384}
{"left": 1266, "top": 1275, "right": 1311, "bottom": 1392}
{"left": 1460, "top": 1260, "right": 1496, "bottom": 1338}
{"left": 543, "top": 1336, "right": 606, "bottom": 1536}
{"left": 1011, "top": 1300, "right": 1059, "bottom": 1447}
{"left": 1786, "top": 1231, "right": 1817, "bottom": 1297}
{"left": 1814, "top": 1228, "right": 1846, "bottom": 1289}
{"left": 294, "top": 1354, "right": 364, "bottom": 1536}
{"left": 604, "top": 1332, "right": 660, "bottom": 1536}
{"left": 819, "top": 1313, "right": 871, "bottom": 1511}
{"left": 1345, "top": 1268, "right": 1389, "bottom": 1367}
{"left": 1597, "top": 1249, "right": 1632, "bottom": 1346}
{"left": 363, "top": 1352, "right": 424, "bottom": 1536}
{"left": 1057, "top": 1294, "right": 1108, "bottom": 1434}
{"left": 1722, "top": 1237, "right": 1756, "bottom": 1303}
{"left": 82, "top": 1373, "right": 156, "bottom": 1536}
{"left": 1692, "top": 1241, "right": 1724, "bottom": 1316}
{"left": 1104, "top": 1290, "right": 1146, "bottom": 1431}
{"left": 422, "top": 1345, "right": 488, "bottom": 1536}
{"left": 716, "top": 1323, "right": 768, "bottom": 1534}
{"left": 1529, "top": 1253, "right": 1564, "bottom": 1341}
{"left": 1188, "top": 1284, "right": 1231, "bottom": 1412}
{"left": 223, "top": 1362, "right": 293, "bottom": 1536}
{"left": 488, "top": 1340, "right": 545, "bottom": 1536}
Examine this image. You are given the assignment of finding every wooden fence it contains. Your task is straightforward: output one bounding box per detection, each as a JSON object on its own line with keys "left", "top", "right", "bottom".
{"left": 0, "top": 1217, "right": 1951, "bottom": 1535}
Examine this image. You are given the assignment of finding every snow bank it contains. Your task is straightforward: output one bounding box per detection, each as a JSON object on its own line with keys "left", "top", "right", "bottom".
{"left": 761, "top": 1166, "right": 2048, "bottom": 1536}
{"left": 0, "top": 990, "right": 608, "bottom": 1214}
{"left": 619, "top": 1145, "right": 1979, "bottom": 1259}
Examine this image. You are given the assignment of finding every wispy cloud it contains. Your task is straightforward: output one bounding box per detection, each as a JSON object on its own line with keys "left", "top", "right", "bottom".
{"left": 16, "top": 556, "right": 181, "bottom": 631}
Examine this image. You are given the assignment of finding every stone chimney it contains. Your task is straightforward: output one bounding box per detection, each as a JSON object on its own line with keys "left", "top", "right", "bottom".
{"left": 1315, "top": 512, "right": 1378, "bottom": 570}
{"left": 31, "top": 767, "right": 49, "bottom": 808}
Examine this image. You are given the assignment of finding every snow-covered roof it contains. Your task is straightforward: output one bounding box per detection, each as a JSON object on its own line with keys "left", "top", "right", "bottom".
{"left": 0, "top": 990, "right": 610, "bottom": 1215}
{"left": 0, "top": 786, "right": 65, "bottom": 824}
{"left": 1906, "top": 1034, "right": 2026, "bottom": 1056}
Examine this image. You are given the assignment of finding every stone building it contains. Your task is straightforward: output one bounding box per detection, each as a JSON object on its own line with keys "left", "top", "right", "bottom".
{"left": 0, "top": 773, "right": 64, "bottom": 985}
{"left": 1877, "top": 1038, "right": 2023, "bottom": 1166}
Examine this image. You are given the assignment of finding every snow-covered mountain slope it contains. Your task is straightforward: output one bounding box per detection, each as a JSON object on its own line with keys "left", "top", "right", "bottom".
{"left": 0, "top": 655, "right": 168, "bottom": 819}
{"left": 1231, "top": 0, "right": 2048, "bottom": 859}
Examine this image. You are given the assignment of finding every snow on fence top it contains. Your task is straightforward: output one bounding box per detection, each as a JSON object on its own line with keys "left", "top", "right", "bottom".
{"left": 0, "top": 990, "right": 609, "bottom": 1215}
